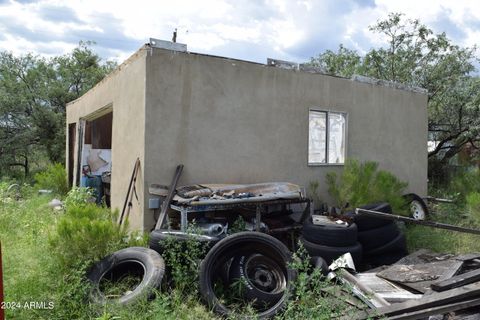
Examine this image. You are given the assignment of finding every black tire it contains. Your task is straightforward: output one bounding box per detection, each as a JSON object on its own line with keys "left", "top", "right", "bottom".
{"left": 364, "top": 232, "right": 407, "bottom": 256}
{"left": 310, "top": 256, "right": 329, "bottom": 276}
{"left": 300, "top": 236, "right": 362, "bottom": 266}
{"left": 199, "top": 232, "right": 296, "bottom": 319}
{"left": 357, "top": 222, "right": 400, "bottom": 251}
{"left": 87, "top": 247, "right": 165, "bottom": 305}
{"left": 347, "top": 203, "right": 393, "bottom": 231}
{"left": 403, "top": 193, "right": 429, "bottom": 220}
{"left": 363, "top": 250, "right": 408, "bottom": 267}
{"left": 149, "top": 229, "right": 219, "bottom": 254}
{"left": 229, "top": 253, "right": 286, "bottom": 307}
{"left": 302, "top": 218, "right": 358, "bottom": 247}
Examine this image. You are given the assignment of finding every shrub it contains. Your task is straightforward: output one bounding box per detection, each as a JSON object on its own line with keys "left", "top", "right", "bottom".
{"left": 49, "top": 203, "right": 143, "bottom": 269}
{"left": 159, "top": 225, "right": 210, "bottom": 292}
{"left": 63, "top": 186, "right": 95, "bottom": 210}
{"left": 326, "top": 159, "right": 408, "bottom": 213}
{"left": 451, "top": 168, "right": 480, "bottom": 204}
{"left": 466, "top": 192, "right": 480, "bottom": 226}
{"left": 34, "top": 163, "right": 69, "bottom": 196}
{"left": 279, "top": 243, "right": 349, "bottom": 319}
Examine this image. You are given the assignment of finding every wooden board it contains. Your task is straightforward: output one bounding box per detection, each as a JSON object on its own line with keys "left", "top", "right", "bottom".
{"left": 351, "top": 282, "right": 480, "bottom": 319}
{"left": 387, "top": 297, "right": 480, "bottom": 320}
{"left": 376, "top": 260, "right": 463, "bottom": 293}
{"left": 431, "top": 268, "right": 480, "bottom": 292}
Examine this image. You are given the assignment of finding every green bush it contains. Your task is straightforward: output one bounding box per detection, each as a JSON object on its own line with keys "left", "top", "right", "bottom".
{"left": 159, "top": 226, "right": 210, "bottom": 292}
{"left": 34, "top": 163, "right": 69, "bottom": 196}
{"left": 49, "top": 203, "right": 143, "bottom": 269}
{"left": 451, "top": 168, "right": 480, "bottom": 203}
{"left": 63, "top": 186, "right": 95, "bottom": 209}
{"left": 326, "top": 159, "right": 408, "bottom": 213}
{"left": 466, "top": 192, "right": 480, "bottom": 226}
{"left": 279, "top": 244, "right": 351, "bottom": 319}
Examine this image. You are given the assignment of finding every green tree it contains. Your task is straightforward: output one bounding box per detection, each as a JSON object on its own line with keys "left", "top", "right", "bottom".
{"left": 0, "top": 42, "right": 116, "bottom": 177}
{"left": 309, "top": 13, "right": 480, "bottom": 174}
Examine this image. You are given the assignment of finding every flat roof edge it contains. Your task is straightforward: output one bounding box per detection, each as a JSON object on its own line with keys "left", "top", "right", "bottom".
{"left": 66, "top": 44, "right": 148, "bottom": 107}
{"left": 350, "top": 75, "right": 428, "bottom": 94}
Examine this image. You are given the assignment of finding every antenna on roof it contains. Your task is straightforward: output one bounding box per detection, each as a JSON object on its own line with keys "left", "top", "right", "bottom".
{"left": 172, "top": 28, "right": 177, "bottom": 43}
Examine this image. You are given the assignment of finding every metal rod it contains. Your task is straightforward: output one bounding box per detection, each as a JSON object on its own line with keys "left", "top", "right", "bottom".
{"left": 356, "top": 208, "right": 480, "bottom": 235}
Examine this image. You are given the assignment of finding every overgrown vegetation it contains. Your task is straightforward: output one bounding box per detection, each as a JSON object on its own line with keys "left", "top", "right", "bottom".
{"left": 279, "top": 244, "right": 355, "bottom": 319}
{"left": 326, "top": 159, "right": 408, "bottom": 213}
{"left": 1, "top": 181, "right": 360, "bottom": 319}
{"left": 406, "top": 168, "right": 480, "bottom": 254}
{"left": 34, "top": 163, "right": 69, "bottom": 196}
{"left": 0, "top": 42, "right": 116, "bottom": 178}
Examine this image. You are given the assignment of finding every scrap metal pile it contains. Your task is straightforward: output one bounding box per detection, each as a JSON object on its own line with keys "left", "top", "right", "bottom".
{"left": 85, "top": 171, "right": 480, "bottom": 319}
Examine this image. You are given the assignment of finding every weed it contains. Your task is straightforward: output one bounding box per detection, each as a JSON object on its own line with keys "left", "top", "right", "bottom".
{"left": 63, "top": 186, "right": 95, "bottom": 209}
{"left": 326, "top": 159, "right": 407, "bottom": 213}
{"left": 34, "top": 163, "right": 69, "bottom": 196}
{"left": 159, "top": 225, "right": 210, "bottom": 292}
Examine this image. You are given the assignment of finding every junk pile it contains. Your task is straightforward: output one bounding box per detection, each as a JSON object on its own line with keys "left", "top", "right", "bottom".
{"left": 85, "top": 165, "right": 480, "bottom": 318}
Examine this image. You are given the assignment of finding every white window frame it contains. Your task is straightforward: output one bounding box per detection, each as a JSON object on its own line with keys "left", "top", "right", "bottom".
{"left": 308, "top": 108, "right": 348, "bottom": 166}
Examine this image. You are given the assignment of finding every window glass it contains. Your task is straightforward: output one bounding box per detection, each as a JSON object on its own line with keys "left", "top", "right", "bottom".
{"left": 308, "top": 111, "right": 326, "bottom": 164}
{"left": 328, "top": 112, "right": 346, "bottom": 164}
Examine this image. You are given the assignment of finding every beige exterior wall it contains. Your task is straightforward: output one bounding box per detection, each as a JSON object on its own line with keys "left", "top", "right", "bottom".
{"left": 66, "top": 48, "right": 147, "bottom": 230}
{"left": 67, "top": 46, "right": 428, "bottom": 231}
{"left": 143, "top": 48, "right": 428, "bottom": 230}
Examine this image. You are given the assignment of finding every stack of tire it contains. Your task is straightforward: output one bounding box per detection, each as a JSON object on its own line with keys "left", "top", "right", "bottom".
{"left": 353, "top": 203, "right": 408, "bottom": 267}
{"left": 300, "top": 217, "right": 362, "bottom": 266}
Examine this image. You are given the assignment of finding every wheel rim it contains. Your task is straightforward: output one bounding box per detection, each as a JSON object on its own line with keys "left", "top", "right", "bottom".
{"left": 244, "top": 254, "right": 286, "bottom": 294}
{"left": 410, "top": 200, "right": 426, "bottom": 220}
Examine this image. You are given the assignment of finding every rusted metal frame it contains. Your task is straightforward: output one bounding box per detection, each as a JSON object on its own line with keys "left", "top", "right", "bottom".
{"left": 356, "top": 208, "right": 480, "bottom": 235}
{"left": 170, "top": 198, "right": 309, "bottom": 232}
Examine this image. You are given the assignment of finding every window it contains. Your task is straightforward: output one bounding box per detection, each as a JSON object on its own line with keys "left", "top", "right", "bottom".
{"left": 308, "top": 110, "right": 347, "bottom": 165}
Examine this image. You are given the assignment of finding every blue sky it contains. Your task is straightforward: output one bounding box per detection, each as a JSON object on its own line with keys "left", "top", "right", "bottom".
{"left": 0, "top": 0, "right": 478, "bottom": 64}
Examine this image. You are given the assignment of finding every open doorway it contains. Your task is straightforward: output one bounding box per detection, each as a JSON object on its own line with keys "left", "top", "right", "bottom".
{"left": 78, "top": 111, "right": 113, "bottom": 206}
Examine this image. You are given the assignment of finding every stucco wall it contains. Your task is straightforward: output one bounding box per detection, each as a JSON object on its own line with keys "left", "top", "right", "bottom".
{"left": 143, "top": 48, "right": 428, "bottom": 230}
{"left": 66, "top": 48, "right": 147, "bottom": 230}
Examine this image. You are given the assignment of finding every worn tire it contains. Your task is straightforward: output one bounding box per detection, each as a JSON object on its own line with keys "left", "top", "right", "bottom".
{"left": 87, "top": 247, "right": 165, "bottom": 305}
{"left": 149, "top": 229, "right": 219, "bottom": 254}
{"left": 310, "top": 256, "right": 329, "bottom": 276}
{"left": 229, "top": 253, "right": 286, "bottom": 307}
{"left": 348, "top": 203, "right": 393, "bottom": 231}
{"left": 357, "top": 222, "right": 400, "bottom": 251}
{"left": 364, "top": 231, "right": 407, "bottom": 256}
{"left": 302, "top": 218, "right": 358, "bottom": 247}
{"left": 403, "top": 193, "right": 429, "bottom": 220}
{"left": 300, "top": 236, "right": 362, "bottom": 266}
{"left": 363, "top": 250, "right": 408, "bottom": 267}
{"left": 199, "top": 232, "right": 296, "bottom": 319}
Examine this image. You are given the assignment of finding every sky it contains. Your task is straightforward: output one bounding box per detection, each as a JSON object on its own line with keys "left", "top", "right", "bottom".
{"left": 0, "top": 0, "right": 479, "bottom": 64}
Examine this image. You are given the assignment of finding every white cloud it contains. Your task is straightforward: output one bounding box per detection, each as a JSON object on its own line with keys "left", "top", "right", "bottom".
{"left": 0, "top": 0, "right": 478, "bottom": 64}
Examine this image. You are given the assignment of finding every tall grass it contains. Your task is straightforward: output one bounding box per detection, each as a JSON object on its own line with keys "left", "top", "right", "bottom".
{"left": 1, "top": 182, "right": 360, "bottom": 319}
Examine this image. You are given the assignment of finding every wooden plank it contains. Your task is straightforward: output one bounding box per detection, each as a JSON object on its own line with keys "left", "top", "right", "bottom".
{"left": 387, "top": 297, "right": 480, "bottom": 320}
{"left": 154, "top": 164, "right": 184, "bottom": 230}
{"left": 376, "top": 260, "right": 463, "bottom": 293}
{"left": 431, "top": 268, "right": 480, "bottom": 292}
{"left": 352, "top": 282, "right": 480, "bottom": 319}
{"left": 456, "top": 253, "right": 480, "bottom": 261}
{"left": 356, "top": 208, "right": 480, "bottom": 235}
